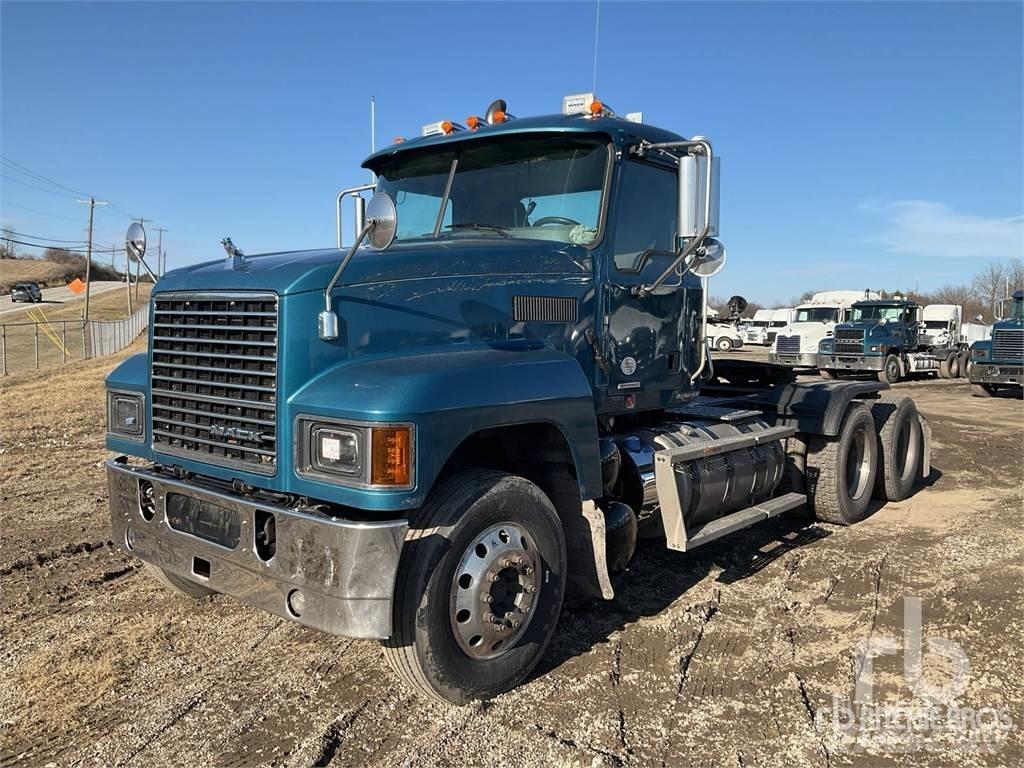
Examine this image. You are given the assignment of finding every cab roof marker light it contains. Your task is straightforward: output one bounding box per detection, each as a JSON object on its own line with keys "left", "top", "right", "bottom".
{"left": 466, "top": 115, "right": 483, "bottom": 131}
{"left": 421, "top": 120, "right": 466, "bottom": 137}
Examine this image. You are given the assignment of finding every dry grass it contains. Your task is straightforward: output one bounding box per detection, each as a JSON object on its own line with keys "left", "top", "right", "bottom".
{"left": 1, "top": 285, "right": 151, "bottom": 374}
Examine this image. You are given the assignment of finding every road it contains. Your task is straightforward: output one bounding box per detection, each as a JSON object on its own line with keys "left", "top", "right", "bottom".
{"left": 0, "top": 281, "right": 125, "bottom": 318}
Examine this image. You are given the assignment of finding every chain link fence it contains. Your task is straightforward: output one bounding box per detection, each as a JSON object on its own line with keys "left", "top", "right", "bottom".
{"left": 1, "top": 306, "right": 148, "bottom": 375}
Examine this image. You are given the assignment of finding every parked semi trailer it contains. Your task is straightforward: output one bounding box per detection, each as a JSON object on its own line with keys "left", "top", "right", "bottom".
{"left": 770, "top": 291, "right": 877, "bottom": 368}
{"left": 968, "top": 289, "right": 1023, "bottom": 397}
{"left": 105, "top": 96, "right": 929, "bottom": 704}
{"left": 818, "top": 300, "right": 971, "bottom": 384}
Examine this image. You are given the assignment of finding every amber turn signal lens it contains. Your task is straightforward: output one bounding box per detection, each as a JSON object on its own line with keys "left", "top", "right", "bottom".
{"left": 491, "top": 110, "right": 506, "bottom": 123}
{"left": 393, "top": 136, "right": 405, "bottom": 144}
{"left": 466, "top": 115, "right": 481, "bottom": 130}
{"left": 441, "top": 120, "right": 454, "bottom": 135}
{"left": 589, "top": 100, "right": 603, "bottom": 116}
{"left": 371, "top": 426, "right": 412, "bottom": 486}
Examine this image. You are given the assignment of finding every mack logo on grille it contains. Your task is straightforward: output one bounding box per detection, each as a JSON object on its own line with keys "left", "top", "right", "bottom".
{"left": 209, "top": 424, "right": 267, "bottom": 443}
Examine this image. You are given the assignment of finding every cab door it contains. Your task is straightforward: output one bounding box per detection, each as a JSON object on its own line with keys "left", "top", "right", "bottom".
{"left": 602, "top": 158, "right": 701, "bottom": 410}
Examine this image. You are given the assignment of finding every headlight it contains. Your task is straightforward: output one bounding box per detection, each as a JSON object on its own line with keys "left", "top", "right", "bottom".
{"left": 972, "top": 347, "right": 987, "bottom": 359}
{"left": 297, "top": 418, "right": 414, "bottom": 488}
{"left": 107, "top": 390, "right": 144, "bottom": 442}
{"left": 869, "top": 345, "right": 879, "bottom": 352}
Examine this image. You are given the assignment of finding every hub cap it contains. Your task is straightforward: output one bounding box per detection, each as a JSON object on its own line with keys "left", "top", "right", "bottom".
{"left": 450, "top": 523, "right": 540, "bottom": 660}
{"left": 845, "top": 428, "right": 871, "bottom": 501}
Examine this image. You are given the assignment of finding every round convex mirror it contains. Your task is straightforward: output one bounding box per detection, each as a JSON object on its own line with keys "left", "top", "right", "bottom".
{"left": 367, "top": 192, "right": 397, "bottom": 250}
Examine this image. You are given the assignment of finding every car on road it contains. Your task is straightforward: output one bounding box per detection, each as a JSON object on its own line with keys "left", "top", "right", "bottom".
{"left": 10, "top": 282, "right": 42, "bottom": 303}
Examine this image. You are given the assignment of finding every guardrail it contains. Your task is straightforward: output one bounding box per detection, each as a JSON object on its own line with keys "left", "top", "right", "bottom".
{"left": 0, "top": 306, "right": 148, "bottom": 375}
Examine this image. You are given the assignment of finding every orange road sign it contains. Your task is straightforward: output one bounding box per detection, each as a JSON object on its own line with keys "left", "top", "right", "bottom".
{"left": 68, "top": 278, "right": 86, "bottom": 294}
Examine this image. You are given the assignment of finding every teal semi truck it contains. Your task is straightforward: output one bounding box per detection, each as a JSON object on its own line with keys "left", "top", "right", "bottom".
{"left": 817, "top": 299, "right": 969, "bottom": 384}
{"left": 968, "top": 289, "right": 1023, "bottom": 397}
{"left": 105, "top": 95, "right": 930, "bottom": 704}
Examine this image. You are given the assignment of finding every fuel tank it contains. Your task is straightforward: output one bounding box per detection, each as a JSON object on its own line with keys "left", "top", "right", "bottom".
{"left": 612, "top": 412, "right": 786, "bottom": 531}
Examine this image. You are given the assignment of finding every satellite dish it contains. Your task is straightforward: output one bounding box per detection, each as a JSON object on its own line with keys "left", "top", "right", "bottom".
{"left": 691, "top": 238, "right": 727, "bottom": 278}
{"left": 727, "top": 295, "right": 748, "bottom": 317}
{"left": 485, "top": 98, "right": 507, "bottom": 125}
{"left": 125, "top": 221, "right": 146, "bottom": 262}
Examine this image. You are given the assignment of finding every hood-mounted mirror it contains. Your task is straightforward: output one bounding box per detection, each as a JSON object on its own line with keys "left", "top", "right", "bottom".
{"left": 125, "top": 222, "right": 159, "bottom": 282}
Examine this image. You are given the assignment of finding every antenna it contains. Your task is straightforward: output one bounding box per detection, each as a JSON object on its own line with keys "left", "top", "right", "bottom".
{"left": 370, "top": 96, "right": 376, "bottom": 184}
{"left": 591, "top": 0, "right": 601, "bottom": 92}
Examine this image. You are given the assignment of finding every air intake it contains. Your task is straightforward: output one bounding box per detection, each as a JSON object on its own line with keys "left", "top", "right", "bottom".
{"left": 513, "top": 295, "right": 578, "bottom": 323}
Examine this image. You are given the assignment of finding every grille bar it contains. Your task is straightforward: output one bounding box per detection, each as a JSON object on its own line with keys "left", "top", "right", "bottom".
{"left": 834, "top": 328, "right": 864, "bottom": 353}
{"left": 151, "top": 292, "right": 279, "bottom": 474}
{"left": 776, "top": 335, "right": 801, "bottom": 354}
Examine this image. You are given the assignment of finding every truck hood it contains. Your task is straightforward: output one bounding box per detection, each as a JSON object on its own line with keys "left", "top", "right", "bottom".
{"left": 153, "top": 238, "right": 591, "bottom": 296}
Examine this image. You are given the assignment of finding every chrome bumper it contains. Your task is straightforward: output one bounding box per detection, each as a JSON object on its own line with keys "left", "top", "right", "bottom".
{"left": 969, "top": 364, "right": 1023, "bottom": 386}
{"left": 768, "top": 351, "right": 818, "bottom": 368}
{"left": 107, "top": 458, "right": 407, "bottom": 639}
{"left": 817, "top": 354, "right": 886, "bottom": 372}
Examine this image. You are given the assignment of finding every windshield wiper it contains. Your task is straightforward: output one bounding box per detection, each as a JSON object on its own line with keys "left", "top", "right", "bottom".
{"left": 445, "top": 223, "right": 512, "bottom": 238}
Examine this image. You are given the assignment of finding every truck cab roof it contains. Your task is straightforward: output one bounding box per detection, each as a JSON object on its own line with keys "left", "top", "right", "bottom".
{"left": 362, "top": 113, "right": 685, "bottom": 170}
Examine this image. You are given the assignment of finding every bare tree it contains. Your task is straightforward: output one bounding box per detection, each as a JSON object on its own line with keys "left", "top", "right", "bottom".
{"left": 973, "top": 262, "right": 1008, "bottom": 319}
{"left": 0, "top": 227, "right": 17, "bottom": 259}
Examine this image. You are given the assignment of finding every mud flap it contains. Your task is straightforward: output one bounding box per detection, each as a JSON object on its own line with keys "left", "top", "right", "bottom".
{"left": 919, "top": 412, "right": 932, "bottom": 480}
{"left": 569, "top": 501, "right": 615, "bottom": 600}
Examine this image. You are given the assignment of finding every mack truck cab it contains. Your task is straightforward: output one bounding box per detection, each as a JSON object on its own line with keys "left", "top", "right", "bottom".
{"left": 743, "top": 308, "right": 772, "bottom": 345}
{"left": 818, "top": 299, "right": 969, "bottom": 383}
{"left": 968, "top": 289, "right": 1023, "bottom": 397}
{"left": 104, "top": 95, "right": 931, "bottom": 704}
{"left": 770, "top": 291, "right": 876, "bottom": 368}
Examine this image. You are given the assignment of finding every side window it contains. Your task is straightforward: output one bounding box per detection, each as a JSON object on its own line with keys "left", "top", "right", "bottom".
{"left": 394, "top": 191, "right": 451, "bottom": 239}
{"left": 613, "top": 161, "right": 677, "bottom": 271}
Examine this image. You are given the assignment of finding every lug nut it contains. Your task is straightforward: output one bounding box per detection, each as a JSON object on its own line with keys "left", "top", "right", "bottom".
{"left": 503, "top": 559, "right": 515, "bottom": 568}
{"left": 510, "top": 619, "right": 522, "bottom": 629}
{"left": 524, "top": 566, "right": 534, "bottom": 576}
{"left": 496, "top": 623, "right": 509, "bottom": 633}
{"left": 480, "top": 593, "right": 493, "bottom": 604}
{"left": 483, "top": 612, "right": 496, "bottom": 623}
{"left": 487, "top": 572, "right": 500, "bottom": 583}
{"left": 524, "top": 584, "right": 536, "bottom": 594}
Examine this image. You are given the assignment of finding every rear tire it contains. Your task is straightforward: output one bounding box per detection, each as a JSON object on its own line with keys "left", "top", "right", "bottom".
{"left": 870, "top": 396, "right": 923, "bottom": 502}
{"left": 144, "top": 562, "right": 214, "bottom": 598}
{"left": 878, "top": 354, "right": 902, "bottom": 384}
{"left": 383, "top": 470, "right": 566, "bottom": 704}
{"left": 804, "top": 404, "right": 879, "bottom": 525}
{"left": 938, "top": 355, "right": 952, "bottom": 379}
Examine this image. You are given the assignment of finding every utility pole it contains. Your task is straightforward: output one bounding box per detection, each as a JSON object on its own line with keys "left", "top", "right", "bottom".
{"left": 77, "top": 196, "right": 108, "bottom": 320}
{"left": 154, "top": 227, "right": 168, "bottom": 277}
{"left": 125, "top": 242, "right": 133, "bottom": 315}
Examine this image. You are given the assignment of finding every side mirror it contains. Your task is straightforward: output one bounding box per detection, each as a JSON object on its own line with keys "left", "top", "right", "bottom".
{"left": 678, "top": 151, "right": 720, "bottom": 241}
{"left": 126, "top": 221, "right": 146, "bottom": 261}
{"left": 366, "top": 192, "right": 397, "bottom": 250}
{"left": 690, "top": 238, "right": 727, "bottom": 277}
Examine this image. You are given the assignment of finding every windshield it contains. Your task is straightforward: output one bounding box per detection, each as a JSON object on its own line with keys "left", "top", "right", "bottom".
{"left": 851, "top": 304, "right": 904, "bottom": 322}
{"left": 795, "top": 307, "right": 839, "bottom": 323}
{"left": 924, "top": 320, "right": 950, "bottom": 330}
{"left": 769, "top": 320, "right": 788, "bottom": 327}
{"left": 749, "top": 320, "right": 768, "bottom": 327}
{"left": 373, "top": 136, "right": 608, "bottom": 246}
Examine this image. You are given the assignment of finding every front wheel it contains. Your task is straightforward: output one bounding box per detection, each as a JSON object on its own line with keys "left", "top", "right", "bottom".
{"left": 716, "top": 337, "right": 733, "bottom": 352}
{"left": 878, "top": 354, "right": 902, "bottom": 384}
{"left": 383, "top": 470, "right": 566, "bottom": 704}
{"left": 144, "top": 562, "right": 214, "bottom": 598}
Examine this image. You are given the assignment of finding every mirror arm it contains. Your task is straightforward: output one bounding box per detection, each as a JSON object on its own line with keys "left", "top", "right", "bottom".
{"left": 324, "top": 221, "right": 374, "bottom": 313}
{"left": 634, "top": 138, "right": 714, "bottom": 297}
{"left": 336, "top": 183, "right": 376, "bottom": 249}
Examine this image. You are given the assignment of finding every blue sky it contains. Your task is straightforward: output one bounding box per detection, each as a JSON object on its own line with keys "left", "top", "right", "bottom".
{"left": 2, "top": 1, "right": 1021, "bottom": 305}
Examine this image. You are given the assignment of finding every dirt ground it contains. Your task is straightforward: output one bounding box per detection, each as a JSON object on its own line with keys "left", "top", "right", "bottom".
{"left": 1, "top": 343, "right": 1022, "bottom": 767}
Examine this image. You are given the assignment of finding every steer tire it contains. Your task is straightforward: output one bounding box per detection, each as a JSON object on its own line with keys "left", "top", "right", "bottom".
{"left": 878, "top": 354, "right": 902, "bottom": 384}
{"left": 383, "top": 470, "right": 566, "bottom": 705}
{"left": 804, "top": 404, "right": 879, "bottom": 525}
{"left": 870, "top": 396, "right": 923, "bottom": 502}
{"left": 716, "top": 337, "right": 733, "bottom": 352}
{"left": 144, "top": 562, "right": 214, "bottom": 598}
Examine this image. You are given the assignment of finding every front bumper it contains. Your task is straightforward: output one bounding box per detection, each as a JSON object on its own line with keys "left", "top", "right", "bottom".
{"left": 107, "top": 458, "right": 407, "bottom": 639}
{"left": 817, "top": 354, "right": 885, "bottom": 372}
{"left": 768, "top": 351, "right": 818, "bottom": 368}
{"left": 969, "top": 363, "right": 1023, "bottom": 386}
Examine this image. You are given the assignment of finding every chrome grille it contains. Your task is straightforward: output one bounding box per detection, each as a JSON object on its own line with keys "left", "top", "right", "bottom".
{"left": 992, "top": 328, "right": 1023, "bottom": 362}
{"left": 150, "top": 292, "right": 278, "bottom": 474}
{"left": 775, "top": 335, "right": 801, "bottom": 354}
{"left": 834, "top": 328, "right": 865, "bottom": 354}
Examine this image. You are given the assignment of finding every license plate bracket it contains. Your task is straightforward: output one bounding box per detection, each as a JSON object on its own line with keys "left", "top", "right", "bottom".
{"left": 166, "top": 493, "right": 242, "bottom": 549}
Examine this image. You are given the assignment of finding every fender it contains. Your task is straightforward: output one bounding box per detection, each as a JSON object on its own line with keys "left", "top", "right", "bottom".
{"left": 749, "top": 379, "right": 888, "bottom": 436}
{"left": 289, "top": 342, "right": 602, "bottom": 507}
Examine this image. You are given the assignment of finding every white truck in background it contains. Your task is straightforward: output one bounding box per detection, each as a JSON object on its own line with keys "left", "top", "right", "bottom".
{"left": 770, "top": 290, "right": 878, "bottom": 368}
{"left": 743, "top": 308, "right": 773, "bottom": 345}
{"left": 766, "top": 307, "right": 795, "bottom": 346}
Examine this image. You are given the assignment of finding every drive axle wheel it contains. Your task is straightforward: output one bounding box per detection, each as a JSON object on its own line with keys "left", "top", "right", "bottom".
{"left": 383, "top": 470, "right": 566, "bottom": 705}
{"left": 870, "top": 396, "right": 923, "bottom": 502}
{"left": 804, "top": 404, "right": 879, "bottom": 525}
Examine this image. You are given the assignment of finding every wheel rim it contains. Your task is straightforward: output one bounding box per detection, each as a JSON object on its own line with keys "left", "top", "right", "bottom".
{"left": 450, "top": 522, "right": 540, "bottom": 660}
{"left": 886, "top": 359, "right": 899, "bottom": 381}
{"left": 845, "top": 428, "right": 871, "bottom": 501}
{"left": 895, "top": 416, "right": 920, "bottom": 482}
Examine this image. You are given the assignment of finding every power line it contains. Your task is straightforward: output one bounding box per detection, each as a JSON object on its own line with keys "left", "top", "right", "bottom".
{"left": 0, "top": 174, "right": 81, "bottom": 199}
{"left": 0, "top": 200, "right": 86, "bottom": 223}
{"left": 0, "top": 228, "right": 88, "bottom": 244}
{"left": 0, "top": 155, "right": 93, "bottom": 198}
